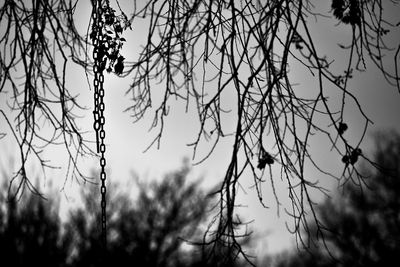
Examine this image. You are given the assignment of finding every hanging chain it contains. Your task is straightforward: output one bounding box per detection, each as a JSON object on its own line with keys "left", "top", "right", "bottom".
{"left": 92, "top": 0, "right": 107, "bottom": 247}
{"left": 91, "top": 0, "right": 127, "bottom": 249}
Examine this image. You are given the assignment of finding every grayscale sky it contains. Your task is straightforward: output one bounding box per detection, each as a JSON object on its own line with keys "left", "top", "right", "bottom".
{"left": 1, "top": 0, "right": 399, "bottom": 257}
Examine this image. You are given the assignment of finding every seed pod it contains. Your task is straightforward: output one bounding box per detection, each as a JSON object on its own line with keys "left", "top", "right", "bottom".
{"left": 338, "top": 122, "right": 348, "bottom": 135}
{"left": 258, "top": 151, "right": 274, "bottom": 170}
{"left": 114, "top": 56, "right": 125, "bottom": 75}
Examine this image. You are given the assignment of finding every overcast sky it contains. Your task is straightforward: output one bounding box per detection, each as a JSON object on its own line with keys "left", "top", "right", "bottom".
{"left": 1, "top": 0, "right": 400, "bottom": 257}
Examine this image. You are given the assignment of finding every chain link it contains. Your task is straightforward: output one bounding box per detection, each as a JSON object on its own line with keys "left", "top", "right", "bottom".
{"left": 92, "top": 0, "right": 107, "bottom": 248}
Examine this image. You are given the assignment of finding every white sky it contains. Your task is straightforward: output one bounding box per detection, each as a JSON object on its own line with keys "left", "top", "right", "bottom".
{"left": 1, "top": 0, "right": 400, "bottom": 258}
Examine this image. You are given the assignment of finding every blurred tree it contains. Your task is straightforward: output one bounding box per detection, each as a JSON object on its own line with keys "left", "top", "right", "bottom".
{"left": 67, "top": 163, "right": 213, "bottom": 267}
{"left": 273, "top": 130, "right": 400, "bottom": 267}
{"left": 0, "top": 163, "right": 251, "bottom": 266}
{"left": 1, "top": 0, "right": 400, "bottom": 264}
{"left": 0, "top": 180, "right": 72, "bottom": 267}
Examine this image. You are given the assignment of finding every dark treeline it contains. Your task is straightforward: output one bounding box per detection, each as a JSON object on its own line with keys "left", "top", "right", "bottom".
{"left": 0, "top": 164, "right": 248, "bottom": 267}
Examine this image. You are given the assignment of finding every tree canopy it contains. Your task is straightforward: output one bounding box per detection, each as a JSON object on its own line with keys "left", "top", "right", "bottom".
{"left": 1, "top": 0, "right": 400, "bottom": 263}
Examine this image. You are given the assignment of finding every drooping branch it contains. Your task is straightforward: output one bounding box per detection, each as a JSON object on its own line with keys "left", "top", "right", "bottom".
{"left": 0, "top": 0, "right": 399, "bottom": 264}
{"left": 0, "top": 0, "right": 93, "bottom": 196}
{"left": 123, "top": 0, "right": 400, "bottom": 260}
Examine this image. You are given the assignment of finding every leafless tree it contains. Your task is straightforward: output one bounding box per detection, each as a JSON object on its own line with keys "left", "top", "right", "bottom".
{"left": 1, "top": 0, "right": 399, "bottom": 264}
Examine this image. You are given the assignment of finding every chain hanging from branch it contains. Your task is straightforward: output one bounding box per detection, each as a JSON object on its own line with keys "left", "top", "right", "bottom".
{"left": 91, "top": 0, "right": 107, "bottom": 247}
{"left": 90, "top": 0, "right": 128, "bottom": 247}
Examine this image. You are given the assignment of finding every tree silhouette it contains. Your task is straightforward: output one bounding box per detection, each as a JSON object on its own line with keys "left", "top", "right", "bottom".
{"left": 1, "top": 0, "right": 400, "bottom": 263}
{"left": 0, "top": 180, "right": 72, "bottom": 267}
{"left": 273, "top": 130, "right": 400, "bottom": 267}
{"left": 0, "top": 163, "right": 248, "bottom": 266}
{"left": 66, "top": 163, "right": 214, "bottom": 267}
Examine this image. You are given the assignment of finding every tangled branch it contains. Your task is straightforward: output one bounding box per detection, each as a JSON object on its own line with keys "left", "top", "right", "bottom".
{"left": 0, "top": 0, "right": 399, "bottom": 264}
{"left": 0, "top": 0, "right": 93, "bottom": 197}
{"left": 124, "top": 0, "right": 400, "bottom": 262}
